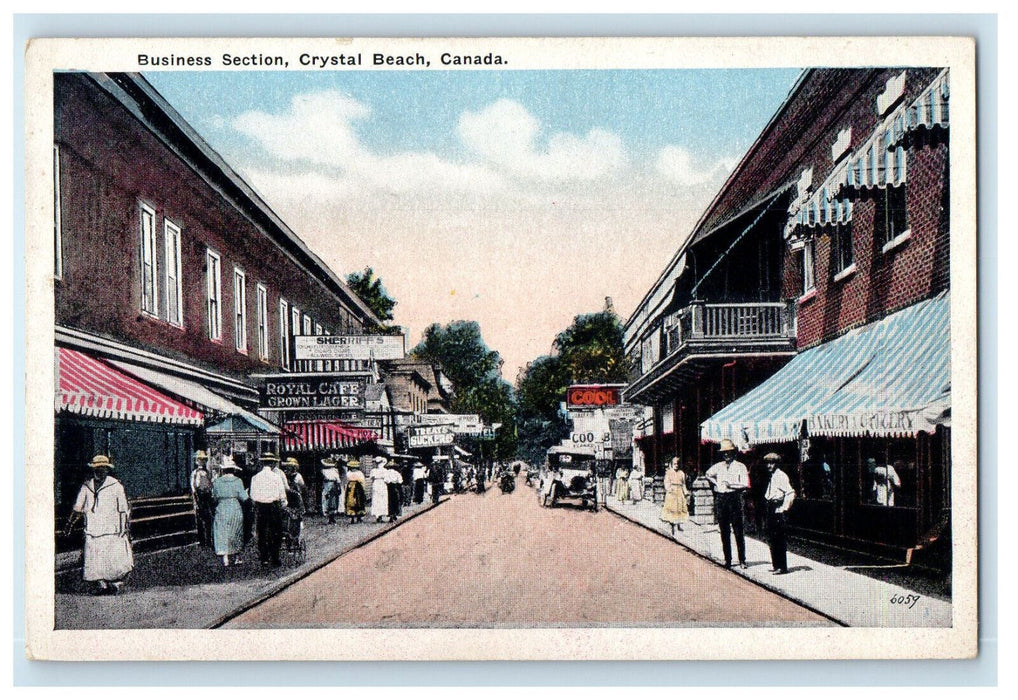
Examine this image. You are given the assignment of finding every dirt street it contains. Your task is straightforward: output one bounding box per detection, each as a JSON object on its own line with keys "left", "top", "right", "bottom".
{"left": 224, "top": 479, "right": 833, "bottom": 628}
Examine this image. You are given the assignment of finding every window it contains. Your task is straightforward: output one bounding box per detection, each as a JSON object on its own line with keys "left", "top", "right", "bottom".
{"left": 279, "top": 298, "right": 290, "bottom": 369}
{"left": 876, "top": 185, "right": 909, "bottom": 251}
{"left": 831, "top": 225, "right": 854, "bottom": 278}
{"left": 800, "top": 240, "right": 816, "bottom": 297}
{"left": 233, "top": 268, "right": 247, "bottom": 353}
{"left": 205, "top": 249, "right": 222, "bottom": 341}
{"left": 256, "top": 284, "right": 269, "bottom": 361}
{"left": 164, "top": 220, "right": 183, "bottom": 327}
{"left": 303, "top": 314, "right": 313, "bottom": 336}
{"left": 54, "top": 146, "right": 63, "bottom": 279}
{"left": 291, "top": 306, "right": 301, "bottom": 338}
{"left": 140, "top": 203, "right": 159, "bottom": 316}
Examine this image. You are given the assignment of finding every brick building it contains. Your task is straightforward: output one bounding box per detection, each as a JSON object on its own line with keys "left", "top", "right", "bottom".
{"left": 627, "top": 67, "right": 953, "bottom": 562}
{"left": 53, "top": 72, "right": 381, "bottom": 551}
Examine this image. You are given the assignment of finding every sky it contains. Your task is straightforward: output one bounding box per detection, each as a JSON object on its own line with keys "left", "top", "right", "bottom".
{"left": 145, "top": 68, "right": 802, "bottom": 383}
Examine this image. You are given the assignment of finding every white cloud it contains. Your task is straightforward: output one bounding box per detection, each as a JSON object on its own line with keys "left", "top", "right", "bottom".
{"left": 457, "top": 99, "right": 627, "bottom": 182}
{"left": 655, "top": 144, "right": 736, "bottom": 188}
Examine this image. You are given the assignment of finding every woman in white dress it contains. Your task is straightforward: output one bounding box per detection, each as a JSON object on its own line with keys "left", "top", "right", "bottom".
{"left": 628, "top": 464, "right": 645, "bottom": 502}
{"left": 370, "top": 456, "right": 390, "bottom": 522}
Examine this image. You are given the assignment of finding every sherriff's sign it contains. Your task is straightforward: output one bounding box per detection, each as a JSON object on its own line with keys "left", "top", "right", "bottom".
{"left": 294, "top": 335, "right": 405, "bottom": 361}
{"left": 261, "top": 378, "right": 367, "bottom": 410}
{"left": 407, "top": 425, "right": 454, "bottom": 448}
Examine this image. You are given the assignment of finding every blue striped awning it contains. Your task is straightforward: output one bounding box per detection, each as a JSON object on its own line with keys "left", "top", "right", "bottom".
{"left": 701, "top": 292, "right": 950, "bottom": 445}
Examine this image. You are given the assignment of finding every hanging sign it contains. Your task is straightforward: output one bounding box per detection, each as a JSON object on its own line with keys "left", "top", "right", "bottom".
{"left": 408, "top": 425, "right": 455, "bottom": 448}
{"left": 566, "top": 384, "right": 624, "bottom": 408}
{"left": 294, "top": 335, "right": 405, "bottom": 361}
{"left": 260, "top": 378, "right": 366, "bottom": 410}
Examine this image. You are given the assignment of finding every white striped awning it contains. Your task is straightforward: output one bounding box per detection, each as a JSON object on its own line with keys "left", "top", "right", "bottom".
{"left": 701, "top": 292, "right": 950, "bottom": 445}
{"left": 56, "top": 347, "right": 204, "bottom": 426}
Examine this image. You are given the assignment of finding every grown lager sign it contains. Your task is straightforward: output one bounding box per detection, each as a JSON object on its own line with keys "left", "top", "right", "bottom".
{"left": 260, "top": 378, "right": 367, "bottom": 410}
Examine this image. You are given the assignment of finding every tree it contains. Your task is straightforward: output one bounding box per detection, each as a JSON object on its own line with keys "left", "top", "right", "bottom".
{"left": 346, "top": 267, "right": 397, "bottom": 329}
{"left": 554, "top": 310, "right": 630, "bottom": 384}
{"left": 515, "top": 355, "right": 571, "bottom": 465}
{"left": 410, "top": 321, "right": 518, "bottom": 459}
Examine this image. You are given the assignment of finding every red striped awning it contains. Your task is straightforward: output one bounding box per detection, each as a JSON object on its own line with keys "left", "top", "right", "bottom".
{"left": 56, "top": 347, "right": 204, "bottom": 426}
{"left": 283, "top": 419, "right": 380, "bottom": 452}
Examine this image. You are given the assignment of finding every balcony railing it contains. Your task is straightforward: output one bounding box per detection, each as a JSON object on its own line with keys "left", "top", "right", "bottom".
{"left": 629, "top": 301, "right": 797, "bottom": 386}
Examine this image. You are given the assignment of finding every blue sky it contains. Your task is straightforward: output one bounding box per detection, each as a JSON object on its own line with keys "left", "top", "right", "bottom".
{"left": 145, "top": 68, "right": 802, "bottom": 380}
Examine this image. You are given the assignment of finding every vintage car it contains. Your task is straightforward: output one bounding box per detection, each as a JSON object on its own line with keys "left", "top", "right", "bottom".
{"left": 540, "top": 446, "right": 599, "bottom": 511}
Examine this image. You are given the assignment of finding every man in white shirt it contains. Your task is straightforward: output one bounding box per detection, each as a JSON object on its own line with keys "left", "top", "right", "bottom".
{"left": 869, "top": 458, "right": 902, "bottom": 507}
{"left": 763, "top": 452, "right": 796, "bottom": 575}
{"left": 189, "top": 450, "right": 214, "bottom": 548}
{"left": 250, "top": 453, "right": 288, "bottom": 567}
{"left": 705, "top": 439, "right": 751, "bottom": 569}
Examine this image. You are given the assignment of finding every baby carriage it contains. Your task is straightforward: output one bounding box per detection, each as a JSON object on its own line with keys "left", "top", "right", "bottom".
{"left": 280, "top": 489, "right": 307, "bottom": 565}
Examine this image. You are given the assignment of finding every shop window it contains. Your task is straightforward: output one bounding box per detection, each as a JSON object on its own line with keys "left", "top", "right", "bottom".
{"left": 233, "top": 267, "right": 247, "bottom": 354}
{"left": 256, "top": 284, "right": 269, "bottom": 361}
{"left": 831, "top": 224, "right": 854, "bottom": 279}
{"left": 876, "top": 185, "right": 910, "bottom": 252}
{"left": 140, "top": 202, "right": 159, "bottom": 317}
{"left": 164, "top": 219, "right": 184, "bottom": 327}
{"left": 862, "top": 443, "right": 917, "bottom": 508}
{"left": 205, "top": 249, "right": 222, "bottom": 341}
{"left": 800, "top": 454, "right": 835, "bottom": 501}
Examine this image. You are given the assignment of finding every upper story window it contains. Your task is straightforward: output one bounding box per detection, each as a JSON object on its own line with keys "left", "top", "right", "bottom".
{"left": 205, "top": 249, "right": 222, "bottom": 341}
{"left": 54, "top": 146, "right": 63, "bottom": 279}
{"left": 831, "top": 225, "right": 854, "bottom": 279}
{"left": 139, "top": 202, "right": 159, "bottom": 317}
{"left": 876, "top": 72, "right": 907, "bottom": 116}
{"left": 256, "top": 284, "right": 269, "bottom": 361}
{"left": 279, "top": 298, "right": 290, "bottom": 370}
{"left": 831, "top": 128, "right": 852, "bottom": 163}
{"left": 799, "top": 240, "right": 816, "bottom": 297}
{"left": 876, "top": 185, "right": 910, "bottom": 252}
{"left": 291, "top": 306, "right": 301, "bottom": 339}
{"left": 233, "top": 267, "right": 248, "bottom": 354}
{"left": 164, "top": 219, "right": 184, "bottom": 327}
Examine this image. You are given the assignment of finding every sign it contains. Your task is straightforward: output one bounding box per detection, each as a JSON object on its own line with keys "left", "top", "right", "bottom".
{"left": 260, "top": 378, "right": 367, "bottom": 411}
{"left": 566, "top": 384, "right": 623, "bottom": 408}
{"left": 407, "top": 425, "right": 454, "bottom": 448}
{"left": 396, "top": 413, "right": 482, "bottom": 433}
{"left": 294, "top": 334, "right": 405, "bottom": 361}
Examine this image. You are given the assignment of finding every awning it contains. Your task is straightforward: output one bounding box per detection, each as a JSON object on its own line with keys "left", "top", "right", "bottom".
{"left": 701, "top": 292, "right": 949, "bottom": 445}
{"left": 109, "top": 360, "right": 279, "bottom": 434}
{"left": 56, "top": 347, "right": 203, "bottom": 426}
{"left": 283, "top": 419, "right": 380, "bottom": 452}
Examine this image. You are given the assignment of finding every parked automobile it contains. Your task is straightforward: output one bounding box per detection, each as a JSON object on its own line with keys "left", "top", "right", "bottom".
{"left": 541, "top": 446, "right": 599, "bottom": 511}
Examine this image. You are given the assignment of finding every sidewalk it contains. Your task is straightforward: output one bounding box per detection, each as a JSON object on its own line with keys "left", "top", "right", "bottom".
{"left": 55, "top": 498, "right": 441, "bottom": 630}
{"left": 604, "top": 495, "right": 952, "bottom": 628}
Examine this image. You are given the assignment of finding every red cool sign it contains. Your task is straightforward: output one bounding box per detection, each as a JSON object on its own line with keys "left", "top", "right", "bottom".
{"left": 566, "top": 386, "right": 621, "bottom": 407}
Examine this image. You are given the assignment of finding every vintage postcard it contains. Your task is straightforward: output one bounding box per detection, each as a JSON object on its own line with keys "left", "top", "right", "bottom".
{"left": 23, "top": 36, "right": 978, "bottom": 661}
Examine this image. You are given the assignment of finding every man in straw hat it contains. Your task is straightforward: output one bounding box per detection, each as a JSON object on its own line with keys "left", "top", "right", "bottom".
{"left": 705, "top": 439, "right": 751, "bottom": 569}
{"left": 320, "top": 455, "right": 342, "bottom": 524}
{"left": 762, "top": 452, "right": 796, "bottom": 575}
{"left": 249, "top": 452, "right": 287, "bottom": 567}
{"left": 63, "top": 455, "right": 134, "bottom": 595}
{"left": 190, "top": 450, "right": 214, "bottom": 547}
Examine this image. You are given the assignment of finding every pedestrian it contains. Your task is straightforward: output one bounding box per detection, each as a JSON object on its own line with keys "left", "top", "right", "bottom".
{"left": 370, "top": 457, "right": 391, "bottom": 522}
{"left": 428, "top": 459, "right": 446, "bottom": 504}
{"left": 412, "top": 461, "right": 427, "bottom": 503}
{"left": 868, "top": 457, "right": 902, "bottom": 506}
{"left": 189, "top": 450, "right": 214, "bottom": 547}
{"left": 762, "top": 452, "right": 796, "bottom": 575}
{"left": 614, "top": 464, "right": 631, "bottom": 503}
{"left": 211, "top": 458, "right": 248, "bottom": 567}
{"left": 475, "top": 464, "right": 486, "bottom": 494}
{"left": 62, "top": 455, "right": 134, "bottom": 595}
{"left": 400, "top": 459, "right": 414, "bottom": 507}
{"left": 344, "top": 459, "right": 367, "bottom": 523}
{"left": 320, "top": 456, "right": 342, "bottom": 524}
{"left": 250, "top": 453, "right": 287, "bottom": 568}
{"left": 283, "top": 457, "right": 307, "bottom": 505}
{"left": 628, "top": 463, "right": 645, "bottom": 502}
{"left": 705, "top": 439, "right": 751, "bottom": 569}
{"left": 660, "top": 457, "right": 690, "bottom": 536}
{"left": 382, "top": 458, "right": 404, "bottom": 521}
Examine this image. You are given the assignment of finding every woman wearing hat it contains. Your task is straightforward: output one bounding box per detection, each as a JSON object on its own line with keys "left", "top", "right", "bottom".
{"left": 63, "top": 455, "right": 134, "bottom": 595}
{"left": 344, "top": 459, "right": 367, "bottom": 524}
{"left": 320, "top": 456, "right": 342, "bottom": 524}
{"left": 370, "top": 457, "right": 391, "bottom": 522}
{"left": 211, "top": 458, "right": 249, "bottom": 567}
{"left": 660, "top": 457, "right": 691, "bottom": 536}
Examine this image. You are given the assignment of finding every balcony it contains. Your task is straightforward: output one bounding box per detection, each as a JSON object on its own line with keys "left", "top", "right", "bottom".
{"left": 626, "top": 301, "right": 797, "bottom": 404}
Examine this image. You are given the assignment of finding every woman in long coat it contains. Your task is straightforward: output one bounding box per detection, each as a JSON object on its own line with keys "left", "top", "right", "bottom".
{"left": 344, "top": 459, "right": 367, "bottom": 523}
{"left": 660, "top": 457, "right": 690, "bottom": 536}
{"left": 63, "top": 455, "right": 134, "bottom": 595}
{"left": 370, "top": 458, "right": 390, "bottom": 522}
{"left": 211, "top": 460, "right": 249, "bottom": 566}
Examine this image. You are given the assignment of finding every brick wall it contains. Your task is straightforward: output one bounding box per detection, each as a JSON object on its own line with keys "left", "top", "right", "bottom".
{"left": 54, "top": 73, "right": 367, "bottom": 378}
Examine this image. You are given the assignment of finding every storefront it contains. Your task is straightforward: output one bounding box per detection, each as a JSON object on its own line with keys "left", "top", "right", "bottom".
{"left": 55, "top": 347, "right": 204, "bottom": 553}
{"left": 701, "top": 293, "right": 951, "bottom": 561}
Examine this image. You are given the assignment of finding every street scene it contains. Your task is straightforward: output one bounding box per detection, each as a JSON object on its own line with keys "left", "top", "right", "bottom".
{"left": 41, "top": 45, "right": 962, "bottom": 638}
